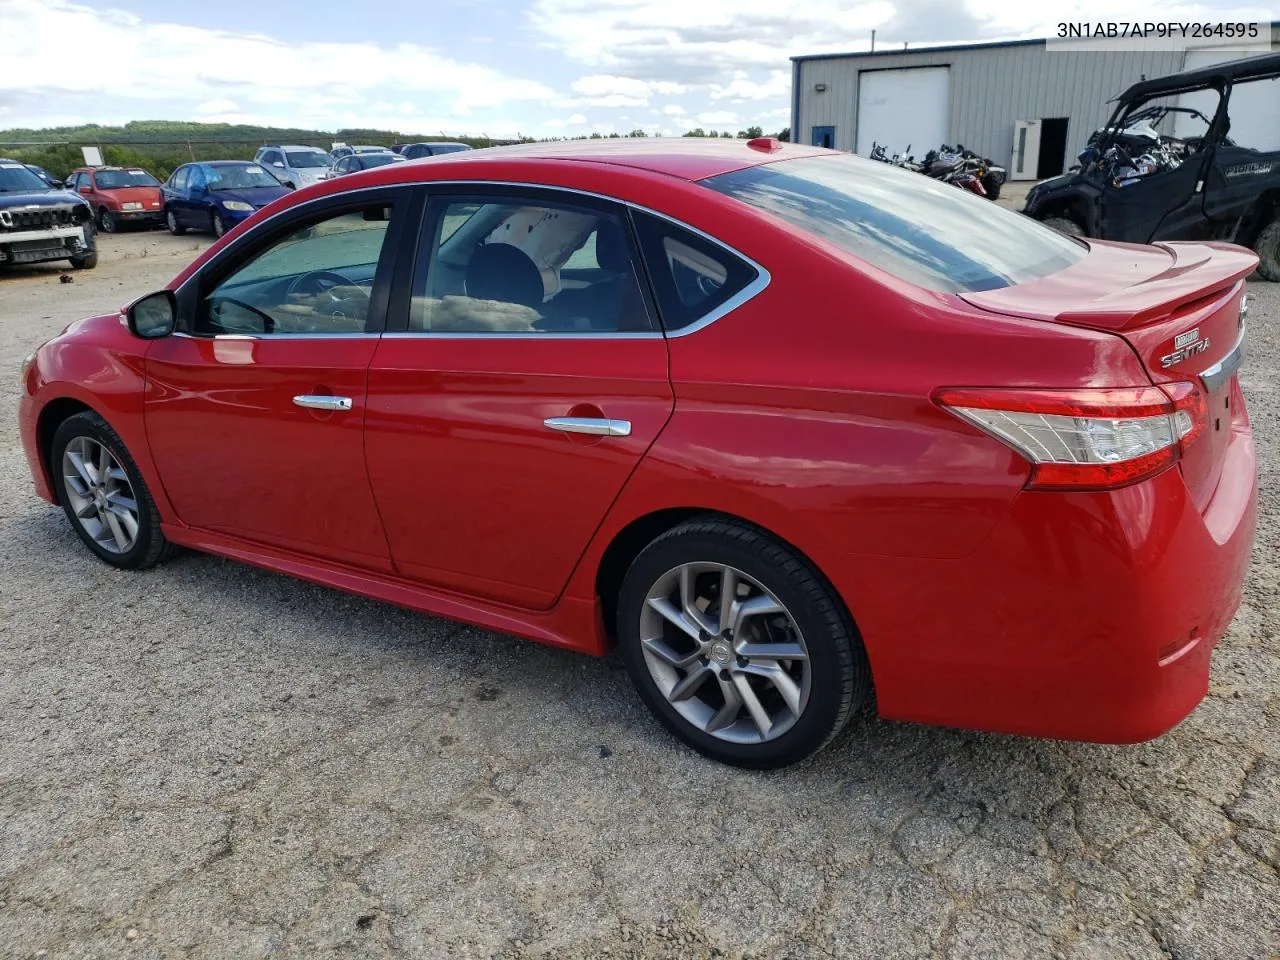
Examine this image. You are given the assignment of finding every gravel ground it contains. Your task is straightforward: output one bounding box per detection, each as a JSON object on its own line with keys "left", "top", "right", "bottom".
{"left": 0, "top": 227, "right": 1277, "bottom": 960}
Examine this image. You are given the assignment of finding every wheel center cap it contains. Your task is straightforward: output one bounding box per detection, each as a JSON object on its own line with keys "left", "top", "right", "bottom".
{"left": 709, "top": 640, "right": 733, "bottom": 665}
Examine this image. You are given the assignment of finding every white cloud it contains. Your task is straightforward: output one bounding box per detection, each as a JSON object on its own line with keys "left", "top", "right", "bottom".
{"left": 711, "top": 70, "right": 790, "bottom": 102}
{"left": 1, "top": 0, "right": 555, "bottom": 134}
{"left": 661, "top": 104, "right": 687, "bottom": 116}
{"left": 696, "top": 110, "right": 739, "bottom": 125}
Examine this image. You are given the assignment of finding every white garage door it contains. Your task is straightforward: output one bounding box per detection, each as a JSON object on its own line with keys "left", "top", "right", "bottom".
{"left": 1174, "top": 49, "right": 1280, "bottom": 151}
{"left": 855, "top": 67, "right": 950, "bottom": 158}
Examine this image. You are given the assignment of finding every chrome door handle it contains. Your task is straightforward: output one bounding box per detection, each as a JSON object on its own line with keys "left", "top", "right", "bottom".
{"left": 543, "top": 416, "right": 631, "bottom": 437}
{"left": 293, "top": 395, "right": 353, "bottom": 412}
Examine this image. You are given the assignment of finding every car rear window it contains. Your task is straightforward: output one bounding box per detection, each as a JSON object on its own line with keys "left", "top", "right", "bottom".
{"left": 703, "top": 154, "right": 1086, "bottom": 293}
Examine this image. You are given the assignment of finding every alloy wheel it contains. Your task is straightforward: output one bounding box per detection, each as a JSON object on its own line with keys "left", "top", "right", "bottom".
{"left": 639, "top": 562, "right": 811, "bottom": 743}
{"left": 60, "top": 436, "right": 140, "bottom": 554}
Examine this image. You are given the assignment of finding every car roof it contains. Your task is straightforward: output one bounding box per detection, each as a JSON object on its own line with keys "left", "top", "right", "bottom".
{"left": 1117, "top": 50, "right": 1280, "bottom": 101}
{"left": 394, "top": 137, "right": 827, "bottom": 181}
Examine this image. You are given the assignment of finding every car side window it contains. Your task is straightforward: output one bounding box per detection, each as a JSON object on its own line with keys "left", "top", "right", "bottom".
{"left": 261, "top": 150, "right": 282, "bottom": 167}
{"left": 171, "top": 167, "right": 189, "bottom": 191}
{"left": 410, "top": 197, "right": 655, "bottom": 334}
{"left": 188, "top": 166, "right": 206, "bottom": 190}
{"left": 197, "top": 203, "right": 395, "bottom": 337}
{"left": 630, "top": 210, "right": 759, "bottom": 331}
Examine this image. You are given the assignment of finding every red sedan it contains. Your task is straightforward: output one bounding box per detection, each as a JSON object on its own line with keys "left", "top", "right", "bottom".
{"left": 18, "top": 138, "right": 1256, "bottom": 768}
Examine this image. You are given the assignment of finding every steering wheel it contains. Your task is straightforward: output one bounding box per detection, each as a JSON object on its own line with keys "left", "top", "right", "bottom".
{"left": 285, "top": 270, "right": 370, "bottom": 327}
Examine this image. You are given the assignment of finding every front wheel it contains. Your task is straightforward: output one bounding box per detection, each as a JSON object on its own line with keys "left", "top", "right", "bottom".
{"left": 617, "top": 517, "right": 870, "bottom": 768}
{"left": 69, "top": 251, "right": 97, "bottom": 269}
{"left": 212, "top": 211, "right": 226, "bottom": 238}
{"left": 1253, "top": 218, "right": 1280, "bottom": 282}
{"left": 50, "top": 411, "right": 176, "bottom": 570}
{"left": 97, "top": 207, "right": 117, "bottom": 233}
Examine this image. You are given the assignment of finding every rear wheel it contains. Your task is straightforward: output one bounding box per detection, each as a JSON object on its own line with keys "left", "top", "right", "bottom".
{"left": 97, "top": 207, "right": 117, "bottom": 233}
{"left": 166, "top": 209, "right": 186, "bottom": 236}
{"left": 50, "top": 411, "right": 176, "bottom": 570}
{"left": 1253, "top": 218, "right": 1280, "bottom": 282}
{"left": 69, "top": 251, "right": 97, "bottom": 269}
{"left": 617, "top": 517, "right": 870, "bottom": 768}
{"left": 1042, "top": 216, "right": 1085, "bottom": 238}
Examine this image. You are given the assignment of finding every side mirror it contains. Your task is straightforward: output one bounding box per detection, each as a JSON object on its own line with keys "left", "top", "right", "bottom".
{"left": 282, "top": 179, "right": 296, "bottom": 189}
{"left": 126, "top": 291, "right": 177, "bottom": 339}
{"left": 272, "top": 161, "right": 284, "bottom": 168}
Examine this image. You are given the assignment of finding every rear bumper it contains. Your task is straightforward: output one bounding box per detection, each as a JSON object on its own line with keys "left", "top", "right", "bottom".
{"left": 838, "top": 408, "right": 1257, "bottom": 743}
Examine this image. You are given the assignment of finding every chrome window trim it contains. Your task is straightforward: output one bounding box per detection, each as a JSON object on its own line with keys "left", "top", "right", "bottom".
{"left": 1199, "top": 323, "right": 1245, "bottom": 393}
{"left": 174, "top": 178, "right": 771, "bottom": 341}
{"left": 172, "top": 331, "right": 378, "bottom": 341}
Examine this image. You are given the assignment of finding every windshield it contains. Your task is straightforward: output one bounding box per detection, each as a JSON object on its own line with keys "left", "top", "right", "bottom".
{"left": 704, "top": 154, "right": 1085, "bottom": 293}
{"left": 0, "top": 161, "right": 54, "bottom": 193}
{"left": 286, "top": 150, "right": 330, "bottom": 168}
{"left": 95, "top": 169, "right": 161, "bottom": 189}
{"left": 208, "top": 164, "right": 283, "bottom": 190}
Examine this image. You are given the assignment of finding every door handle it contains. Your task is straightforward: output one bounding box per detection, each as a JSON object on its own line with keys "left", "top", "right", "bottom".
{"left": 293, "top": 395, "right": 353, "bottom": 412}
{"left": 543, "top": 416, "right": 631, "bottom": 437}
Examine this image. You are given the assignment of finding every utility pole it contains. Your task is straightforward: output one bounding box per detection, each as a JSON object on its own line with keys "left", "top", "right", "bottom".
{"left": 871, "top": 30, "right": 876, "bottom": 52}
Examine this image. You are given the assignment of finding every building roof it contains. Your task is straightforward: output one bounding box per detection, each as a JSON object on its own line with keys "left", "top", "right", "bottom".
{"left": 792, "top": 25, "right": 1279, "bottom": 64}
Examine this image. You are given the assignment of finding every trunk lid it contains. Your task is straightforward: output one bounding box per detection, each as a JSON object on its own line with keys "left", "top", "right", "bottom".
{"left": 960, "top": 239, "right": 1255, "bottom": 511}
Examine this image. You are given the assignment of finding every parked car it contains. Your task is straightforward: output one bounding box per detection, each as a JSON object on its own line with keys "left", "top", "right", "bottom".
{"left": 66, "top": 166, "right": 164, "bottom": 232}
{"left": 252, "top": 144, "right": 332, "bottom": 188}
{"left": 24, "top": 164, "right": 64, "bottom": 189}
{"left": 18, "top": 138, "right": 1256, "bottom": 768}
{"left": 162, "top": 161, "right": 293, "bottom": 238}
{"left": 330, "top": 145, "right": 394, "bottom": 160}
{"left": 399, "top": 141, "right": 473, "bottom": 160}
{"left": 321, "top": 152, "right": 406, "bottom": 179}
{"left": 1023, "top": 51, "right": 1280, "bottom": 280}
{"left": 0, "top": 158, "right": 96, "bottom": 269}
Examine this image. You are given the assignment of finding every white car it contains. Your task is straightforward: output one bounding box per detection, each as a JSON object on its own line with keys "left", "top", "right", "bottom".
{"left": 252, "top": 144, "right": 333, "bottom": 188}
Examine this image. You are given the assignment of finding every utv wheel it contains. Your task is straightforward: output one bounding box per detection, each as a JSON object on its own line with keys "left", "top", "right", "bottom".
{"left": 50, "top": 411, "right": 176, "bottom": 570}
{"left": 617, "top": 517, "right": 870, "bottom": 769}
{"left": 1042, "top": 216, "right": 1085, "bottom": 238}
{"left": 97, "top": 208, "right": 117, "bottom": 233}
{"left": 69, "top": 251, "right": 97, "bottom": 270}
{"left": 1253, "top": 219, "right": 1280, "bottom": 282}
{"left": 212, "top": 211, "right": 227, "bottom": 238}
{"left": 166, "top": 209, "right": 186, "bottom": 236}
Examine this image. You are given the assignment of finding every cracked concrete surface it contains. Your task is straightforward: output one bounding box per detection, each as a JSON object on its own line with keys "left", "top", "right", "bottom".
{"left": 0, "top": 230, "right": 1277, "bottom": 959}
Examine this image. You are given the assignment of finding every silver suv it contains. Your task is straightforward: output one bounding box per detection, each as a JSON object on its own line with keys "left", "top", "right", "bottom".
{"left": 252, "top": 144, "right": 332, "bottom": 188}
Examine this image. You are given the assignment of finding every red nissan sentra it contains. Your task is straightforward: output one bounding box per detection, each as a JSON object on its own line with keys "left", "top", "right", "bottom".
{"left": 18, "top": 139, "right": 1256, "bottom": 768}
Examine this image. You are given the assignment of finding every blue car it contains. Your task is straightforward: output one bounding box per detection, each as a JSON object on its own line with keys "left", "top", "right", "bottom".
{"left": 162, "top": 161, "right": 292, "bottom": 238}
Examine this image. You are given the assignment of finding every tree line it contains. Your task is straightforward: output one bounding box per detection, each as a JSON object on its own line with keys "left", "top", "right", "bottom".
{"left": 0, "top": 120, "right": 790, "bottom": 180}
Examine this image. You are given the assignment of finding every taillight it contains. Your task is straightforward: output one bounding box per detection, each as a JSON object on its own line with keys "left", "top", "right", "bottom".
{"left": 934, "top": 384, "right": 1205, "bottom": 491}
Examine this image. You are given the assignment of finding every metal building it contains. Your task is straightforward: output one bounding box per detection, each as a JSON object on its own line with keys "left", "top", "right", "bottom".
{"left": 791, "top": 29, "right": 1280, "bottom": 181}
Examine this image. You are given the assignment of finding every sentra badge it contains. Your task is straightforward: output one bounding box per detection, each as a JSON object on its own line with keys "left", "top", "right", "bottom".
{"left": 1160, "top": 327, "right": 1211, "bottom": 368}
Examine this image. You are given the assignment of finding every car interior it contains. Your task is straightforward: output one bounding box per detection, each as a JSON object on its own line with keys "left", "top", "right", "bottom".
{"left": 412, "top": 201, "right": 654, "bottom": 333}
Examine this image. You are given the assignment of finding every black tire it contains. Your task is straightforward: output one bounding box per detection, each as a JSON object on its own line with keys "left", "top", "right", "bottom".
{"left": 69, "top": 251, "right": 97, "bottom": 270}
{"left": 617, "top": 517, "right": 870, "bottom": 769}
{"left": 166, "top": 209, "right": 186, "bottom": 236}
{"left": 212, "top": 211, "right": 226, "bottom": 238}
{"left": 97, "top": 207, "right": 117, "bottom": 233}
{"left": 1253, "top": 219, "right": 1280, "bottom": 282}
{"left": 1042, "top": 216, "right": 1085, "bottom": 238}
{"left": 50, "top": 411, "right": 177, "bottom": 570}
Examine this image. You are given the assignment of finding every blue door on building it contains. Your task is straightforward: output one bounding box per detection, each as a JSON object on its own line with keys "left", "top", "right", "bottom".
{"left": 811, "top": 126, "right": 835, "bottom": 149}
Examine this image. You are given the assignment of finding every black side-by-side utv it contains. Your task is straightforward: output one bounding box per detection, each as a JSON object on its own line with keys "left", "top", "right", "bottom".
{"left": 1022, "top": 51, "right": 1280, "bottom": 280}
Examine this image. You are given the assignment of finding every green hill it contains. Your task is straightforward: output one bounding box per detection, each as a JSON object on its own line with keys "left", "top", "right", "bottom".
{"left": 0, "top": 121, "right": 519, "bottom": 180}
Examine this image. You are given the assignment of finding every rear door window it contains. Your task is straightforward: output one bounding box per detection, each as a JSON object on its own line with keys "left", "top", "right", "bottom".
{"left": 630, "top": 210, "right": 760, "bottom": 331}
{"left": 703, "top": 154, "right": 1085, "bottom": 293}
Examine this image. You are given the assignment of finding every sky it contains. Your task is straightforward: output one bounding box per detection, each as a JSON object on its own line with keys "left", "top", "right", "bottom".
{"left": 0, "top": 0, "right": 1273, "bottom": 139}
